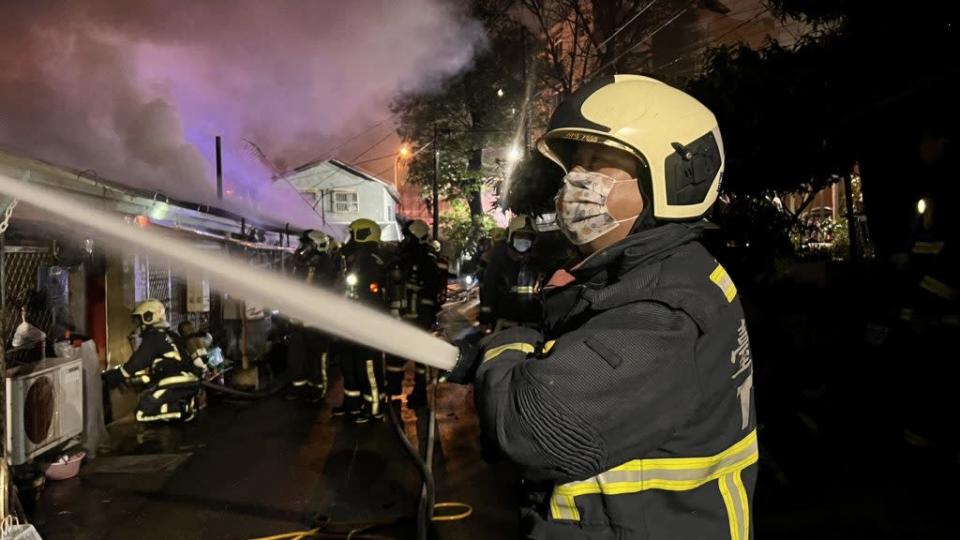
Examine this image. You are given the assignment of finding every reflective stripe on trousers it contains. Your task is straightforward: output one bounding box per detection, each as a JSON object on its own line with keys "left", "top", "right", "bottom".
{"left": 550, "top": 430, "right": 758, "bottom": 540}
{"left": 365, "top": 359, "right": 381, "bottom": 415}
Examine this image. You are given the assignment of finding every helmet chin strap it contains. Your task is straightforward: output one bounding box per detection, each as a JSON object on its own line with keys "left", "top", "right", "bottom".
{"left": 627, "top": 162, "right": 659, "bottom": 234}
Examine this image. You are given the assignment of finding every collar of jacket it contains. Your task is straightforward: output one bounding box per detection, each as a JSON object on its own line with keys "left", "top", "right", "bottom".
{"left": 542, "top": 223, "right": 704, "bottom": 335}
{"left": 571, "top": 222, "right": 705, "bottom": 284}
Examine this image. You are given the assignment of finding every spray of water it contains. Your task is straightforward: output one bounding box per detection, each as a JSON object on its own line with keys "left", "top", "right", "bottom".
{"left": 0, "top": 172, "right": 458, "bottom": 371}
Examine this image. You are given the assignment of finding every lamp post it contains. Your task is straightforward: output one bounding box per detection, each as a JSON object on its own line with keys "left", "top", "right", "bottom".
{"left": 394, "top": 145, "right": 410, "bottom": 190}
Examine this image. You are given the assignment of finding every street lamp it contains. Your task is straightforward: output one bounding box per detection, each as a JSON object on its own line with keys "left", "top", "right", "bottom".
{"left": 497, "top": 88, "right": 505, "bottom": 98}
{"left": 394, "top": 145, "right": 411, "bottom": 188}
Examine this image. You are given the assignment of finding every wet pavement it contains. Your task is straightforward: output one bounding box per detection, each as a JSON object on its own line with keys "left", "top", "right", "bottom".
{"left": 30, "top": 294, "right": 516, "bottom": 540}
{"left": 31, "top": 371, "right": 516, "bottom": 540}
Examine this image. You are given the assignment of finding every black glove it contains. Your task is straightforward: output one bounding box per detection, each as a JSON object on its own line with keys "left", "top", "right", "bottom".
{"left": 103, "top": 367, "right": 127, "bottom": 389}
{"left": 444, "top": 327, "right": 484, "bottom": 384}
{"left": 444, "top": 329, "right": 485, "bottom": 384}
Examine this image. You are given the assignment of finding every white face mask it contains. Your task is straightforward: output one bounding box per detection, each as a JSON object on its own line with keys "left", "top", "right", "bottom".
{"left": 554, "top": 169, "right": 639, "bottom": 245}
{"left": 512, "top": 238, "right": 533, "bottom": 253}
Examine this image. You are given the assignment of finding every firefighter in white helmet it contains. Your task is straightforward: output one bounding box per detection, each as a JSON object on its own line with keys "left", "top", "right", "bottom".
{"left": 104, "top": 299, "right": 200, "bottom": 423}
{"left": 286, "top": 229, "right": 342, "bottom": 402}
{"left": 336, "top": 218, "right": 388, "bottom": 422}
{"left": 449, "top": 75, "right": 757, "bottom": 539}
{"left": 478, "top": 214, "right": 544, "bottom": 331}
{"left": 385, "top": 219, "right": 441, "bottom": 409}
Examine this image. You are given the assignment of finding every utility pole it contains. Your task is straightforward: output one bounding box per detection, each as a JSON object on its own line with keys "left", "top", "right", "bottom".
{"left": 215, "top": 136, "right": 223, "bottom": 200}
{"left": 521, "top": 26, "right": 529, "bottom": 151}
{"left": 432, "top": 125, "right": 440, "bottom": 239}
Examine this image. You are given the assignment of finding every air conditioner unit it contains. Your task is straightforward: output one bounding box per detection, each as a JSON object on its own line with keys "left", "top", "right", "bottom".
{"left": 5, "top": 357, "right": 84, "bottom": 465}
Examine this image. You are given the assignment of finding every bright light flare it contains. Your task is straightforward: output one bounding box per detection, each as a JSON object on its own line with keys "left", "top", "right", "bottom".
{"left": 506, "top": 145, "right": 523, "bottom": 163}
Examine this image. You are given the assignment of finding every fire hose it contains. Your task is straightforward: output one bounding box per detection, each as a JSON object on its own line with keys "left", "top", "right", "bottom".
{"left": 0, "top": 172, "right": 459, "bottom": 372}
{"left": 0, "top": 171, "right": 472, "bottom": 538}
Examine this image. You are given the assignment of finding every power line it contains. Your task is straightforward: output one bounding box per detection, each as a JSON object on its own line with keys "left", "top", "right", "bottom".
{"left": 347, "top": 129, "right": 396, "bottom": 162}
{"left": 352, "top": 151, "right": 399, "bottom": 167}
{"left": 308, "top": 116, "right": 393, "bottom": 164}
{"left": 594, "top": 0, "right": 660, "bottom": 52}
{"left": 650, "top": 7, "right": 807, "bottom": 76}
{"left": 652, "top": 6, "right": 772, "bottom": 72}
{"left": 584, "top": 3, "right": 693, "bottom": 81}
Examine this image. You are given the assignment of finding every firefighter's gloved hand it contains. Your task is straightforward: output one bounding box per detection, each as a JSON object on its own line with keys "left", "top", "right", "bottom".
{"left": 103, "top": 367, "right": 127, "bottom": 389}
{"left": 446, "top": 326, "right": 541, "bottom": 384}
{"left": 446, "top": 335, "right": 483, "bottom": 384}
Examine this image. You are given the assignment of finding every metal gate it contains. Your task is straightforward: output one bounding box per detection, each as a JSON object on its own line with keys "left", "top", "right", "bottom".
{"left": 1, "top": 246, "right": 56, "bottom": 345}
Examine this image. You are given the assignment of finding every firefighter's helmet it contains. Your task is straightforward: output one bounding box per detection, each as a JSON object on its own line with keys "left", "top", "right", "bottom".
{"left": 132, "top": 299, "right": 167, "bottom": 327}
{"left": 306, "top": 230, "right": 331, "bottom": 253}
{"left": 406, "top": 219, "right": 430, "bottom": 243}
{"left": 349, "top": 218, "right": 381, "bottom": 244}
{"left": 536, "top": 74, "right": 724, "bottom": 221}
{"left": 507, "top": 215, "right": 537, "bottom": 243}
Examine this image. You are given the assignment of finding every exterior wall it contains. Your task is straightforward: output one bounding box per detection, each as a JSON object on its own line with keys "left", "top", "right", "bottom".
{"left": 284, "top": 162, "right": 402, "bottom": 241}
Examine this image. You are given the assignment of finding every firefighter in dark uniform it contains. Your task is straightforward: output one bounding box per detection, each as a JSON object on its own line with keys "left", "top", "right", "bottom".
{"left": 479, "top": 215, "right": 543, "bottom": 332}
{"left": 337, "top": 218, "right": 388, "bottom": 423}
{"left": 386, "top": 219, "right": 440, "bottom": 408}
{"left": 449, "top": 75, "right": 757, "bottom": 539}
{"left": 104, "top": 300, "right": 201, "bottom": 423}
{"left": 287, "top": 230, "right": 341, "bottom": 401}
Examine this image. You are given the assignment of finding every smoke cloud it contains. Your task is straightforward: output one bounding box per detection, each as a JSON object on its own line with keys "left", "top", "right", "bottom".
{"left": 0, "top": 0, "right": 485, "bottom": 226}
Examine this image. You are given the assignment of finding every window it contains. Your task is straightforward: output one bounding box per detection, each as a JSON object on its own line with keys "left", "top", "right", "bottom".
{"left": 332, "top": 190, "right": 359, "bottom": 214}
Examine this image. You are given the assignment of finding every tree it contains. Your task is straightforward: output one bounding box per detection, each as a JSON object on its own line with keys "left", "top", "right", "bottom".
{"left": 392, "top": 0, "right": 529, "bottom": 229}
{"left": 686, "top": 0, "right": 959, "bottom": 255}
{"left": 439, "top": 199, "right": 497, "bottom": 261}
{"left": 520, "top": 0, "right": 705, "bottom": 98}
{"left": 686, "top": 41, "right": 848, "bottom": 229}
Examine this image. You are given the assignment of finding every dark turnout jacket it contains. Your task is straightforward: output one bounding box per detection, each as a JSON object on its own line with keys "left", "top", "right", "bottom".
{"left": 474, "top": 223, "right": 758, "bottom": 540}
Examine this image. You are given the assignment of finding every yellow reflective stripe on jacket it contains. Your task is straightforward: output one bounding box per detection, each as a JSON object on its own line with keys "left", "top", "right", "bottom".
{"left": 511, "top": 285, "right": 535, "bottom": 294}
{"left": 550, "top": 430, "right": 758, "bottom": 523}
{"left": 483, "top": 342, "right": 536, "bottom": 363}
{"left": 710, "top": 264, "right": 738, "bottom": 303}
{"left": 542, "top": 340, "right": 557, "bottom": 356}
{"left": 920, "top": 275, "right": 958, "bottom": 301}
{"left": 158, "top": 373, "right": 199, "bottom": 387}
{"left": 912, "top": 241, "right": 944, "bottom": 255}
{"left": 136, "top": 410, "right": 185, "bottom": 422}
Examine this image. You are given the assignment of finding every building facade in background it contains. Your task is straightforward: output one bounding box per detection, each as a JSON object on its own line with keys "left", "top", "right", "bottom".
{"left": 280, "top": 159, "right": 401, "bottom": 242}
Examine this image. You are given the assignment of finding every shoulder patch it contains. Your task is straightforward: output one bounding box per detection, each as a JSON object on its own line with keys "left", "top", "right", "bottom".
{"left": 709, "top": 264, "right": 737, "bottom": 303}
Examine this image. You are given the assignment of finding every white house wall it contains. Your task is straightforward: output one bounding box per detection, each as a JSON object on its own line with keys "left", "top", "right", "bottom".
{"left": 281, "top": 161, "right": 401, "bottom": 242}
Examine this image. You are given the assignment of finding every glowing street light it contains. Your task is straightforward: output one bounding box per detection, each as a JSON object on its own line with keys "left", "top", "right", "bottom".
{"left": 497, "top": 88, "right": 505, "bottom": 98}
{"left": 395, "top": 145, "right": 412, "bottom": 188}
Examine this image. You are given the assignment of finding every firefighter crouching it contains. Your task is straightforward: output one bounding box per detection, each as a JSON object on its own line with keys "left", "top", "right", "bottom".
{"left": 479, "top": 215, "right": 544, "bottom": 332}
{"left": 386, "top": 219, "right": 441, "bottom": 408}
{"left": 104, "top": 299, "right": 201, "bottom": 423}
{"left": 337, "top": 218, "right": 388, "bottom": 423}
{"left": 449, "top": 75, "right": 757, "bottom": 539}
